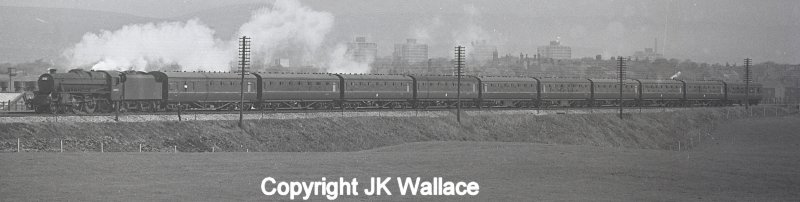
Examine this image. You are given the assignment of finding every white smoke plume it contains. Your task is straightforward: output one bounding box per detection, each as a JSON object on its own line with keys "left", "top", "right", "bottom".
{"left": 451, "top": 4, "right": 504, "bottom": 65}
{"left": 238, "top": 0, "right": 333, "bottom": 68}
{"left": 325, "top": 44, "right": 372, "bottom": 74}
{"left": 64, "top": 0, "right": 337, "bottom": 72}
{"left": 410, "top": 16, "right": 442, "bottom": 44}
{"left": 65, "top": 19, "right": 234, "bottom": 71}
{"left": 451, "top": 4, "right": 494, "bottom": 46}
{"left": 670, "top": 71, "right": 681, "bottom": 79}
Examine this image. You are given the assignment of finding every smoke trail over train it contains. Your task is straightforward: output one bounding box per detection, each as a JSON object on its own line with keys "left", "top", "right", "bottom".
{"left": 63, "top": 0, "right": 368, "bottom": 73}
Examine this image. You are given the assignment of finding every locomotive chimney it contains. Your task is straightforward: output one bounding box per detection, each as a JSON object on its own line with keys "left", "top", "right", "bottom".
{"left": 48, "top": 68, "right": 57, "bottom": 74}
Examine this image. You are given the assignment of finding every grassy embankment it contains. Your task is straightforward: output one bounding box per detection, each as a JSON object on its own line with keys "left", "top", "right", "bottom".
{"left": 0, "top": 106, "right": 795, "bottom": 152}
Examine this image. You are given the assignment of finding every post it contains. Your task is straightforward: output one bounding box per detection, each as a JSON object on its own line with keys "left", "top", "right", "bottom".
{"left": 454, "top": 46, "right": 465, "bottom": 123}
{"left": 178, "top": 101, "right": 182, "bottom": 121}
{"left": 17, "top": 138, "right": 20, "bottom": 152}
{"left": 744, "top": 58, "right": 752, "bottom": 109}
{"left": 617, "top": 56, "right": 626, "bottom": 119}
{"left": 238, "top": 36, "right": 251, "bottom": 128}
{"left": 775, "top": 106, "right": 779, "bottom": 117}
{"left": 60, "top": 140, "right": 63, "bottom": 152}
{"left": 174, "top": 145, "right": 177, "bottom": 153}
{"left": 114, "top": 101, "right": 119, "bottom": 121}
{"left": 139, "top": 144, "right": 142, "bottom": 152}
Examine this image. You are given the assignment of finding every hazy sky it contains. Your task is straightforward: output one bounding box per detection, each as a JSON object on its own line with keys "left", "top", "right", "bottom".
{"left": 2, "top": 0, "right": 798, "bottom": 64}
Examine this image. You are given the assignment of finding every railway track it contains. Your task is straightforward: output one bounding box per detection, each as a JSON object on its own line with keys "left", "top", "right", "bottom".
{"left": 3, "top": 105, "right": 793, "bottom": 124}
{"left": 0, "top": 105, "right": 700, "bottom": 118}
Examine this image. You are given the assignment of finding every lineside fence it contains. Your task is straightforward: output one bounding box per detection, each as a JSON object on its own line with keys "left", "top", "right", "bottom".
{"left": 3, "top": 138, "right": 252, "bottom": 153}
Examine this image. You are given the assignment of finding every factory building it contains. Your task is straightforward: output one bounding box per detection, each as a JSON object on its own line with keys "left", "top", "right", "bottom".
{"left": 633, "top": 38, "right": 664, "bottom": 61}
{"left": 537, "top": 40, "right": 572, "bottom": 60}
{"left": 392, "top": 39, "right": 428, "bottom": 65}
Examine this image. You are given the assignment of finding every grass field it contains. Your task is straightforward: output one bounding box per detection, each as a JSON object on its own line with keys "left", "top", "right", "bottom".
{"left": 1, "top": 116, "right": 799, "bottom": 201}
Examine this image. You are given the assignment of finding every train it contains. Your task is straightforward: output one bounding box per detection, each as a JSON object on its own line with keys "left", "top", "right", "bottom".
{"left": 31, "top": 69, "right": 763, "bottom": 113}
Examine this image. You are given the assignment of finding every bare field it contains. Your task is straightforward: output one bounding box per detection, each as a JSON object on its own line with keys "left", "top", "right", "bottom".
{"left": 1, "top": 116, "right": 799, "bottom": 201}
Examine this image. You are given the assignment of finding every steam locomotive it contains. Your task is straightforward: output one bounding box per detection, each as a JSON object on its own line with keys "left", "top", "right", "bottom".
{"left": 31, "top": 69, "right": 762, "bottom": 113}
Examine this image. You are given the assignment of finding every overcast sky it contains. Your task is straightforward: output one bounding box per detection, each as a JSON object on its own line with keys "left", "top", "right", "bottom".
{"left": 2, "top": 0, "right": 798, "bottom": 64}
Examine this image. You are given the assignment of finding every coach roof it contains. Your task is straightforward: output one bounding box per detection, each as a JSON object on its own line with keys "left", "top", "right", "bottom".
{"left": 477, "top": 76, "right": 538, "bottom": 82}
{"left": 536, "top": 78, "right": 590, "bottom": 83}
{"left": 589, "top": 78, "right": 640, "bottom": 84}
{"left": 334, "top": 74, "right": 411, "bottom": 81}
{"left": 636, "top": 79, "right": 684, "bottom": 85}
{"left": 258, "top": 73, "right": 339, "bottom": 80}
{"left": 409, "top": 75, "right": 479, "bottom": 82}
{"left": 682, "top": 80, "right": 724, "bottom": 85}
{"left": 161, "top": 71, "right": 257, "bottom": 79}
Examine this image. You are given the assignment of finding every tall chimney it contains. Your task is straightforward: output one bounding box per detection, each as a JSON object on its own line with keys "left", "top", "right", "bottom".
{"left": 654, "top": 38, "right": 658, "bottom": 53}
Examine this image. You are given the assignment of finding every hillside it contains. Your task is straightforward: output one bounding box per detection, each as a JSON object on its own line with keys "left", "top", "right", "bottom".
{"left": 0, "top": 6, "right": 161, "bottom": 63}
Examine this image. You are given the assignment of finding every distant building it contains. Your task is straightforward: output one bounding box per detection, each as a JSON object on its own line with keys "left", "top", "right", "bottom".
{"left": 633, "top": 38, "right": 664, "bottom": 61}
{"left": 632, "top": 48, "right": 664, "bottom": 61}
{"left": 537, "top": 40, "right": 571, "bottom": 60}
{"left": 0, "top": 71, "right": 38, "bottom": 93}
{"left": 469, "top": 40, "right": 498, "bottom": 67}
{"left": 346, "top": 36, "right": 378, "bottom": 63}
{"left": 392, "top": 39, "right": 428, "bottom": 65}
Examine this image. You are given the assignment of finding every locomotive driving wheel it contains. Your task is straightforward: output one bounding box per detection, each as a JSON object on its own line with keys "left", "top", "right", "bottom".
{"left": 84, "top": 97, "right": 97, "bottom": 114}
{"left": 49, "top": 102, "right": 59, "bottom": 113}
{"left": 70, "top": 96, "right": 84, "bottom": 114}
{"left": 47, "top": 95, "right": 60, "bottom": 113}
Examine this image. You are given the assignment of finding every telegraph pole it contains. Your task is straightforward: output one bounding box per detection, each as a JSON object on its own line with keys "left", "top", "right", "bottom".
{"left": 744, "top": 58, "right": 752, "bottom": 109}
{"left": 238, "top": 36, "right": 251, "bottom": 127}
{"left": 617, "top": 56, "right": 626, "bottom": 119}
{"left": 455, "top": 46, "right": 465, "bottom": 123}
